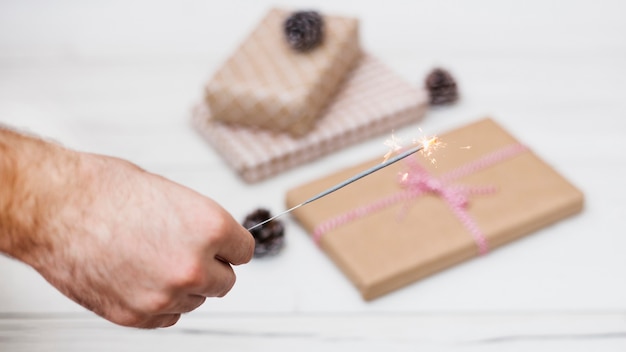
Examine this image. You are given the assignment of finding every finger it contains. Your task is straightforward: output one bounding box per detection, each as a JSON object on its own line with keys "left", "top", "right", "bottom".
{"left": 103, "top": 306, "right": 181, "bottom": 329}
{"left": 196, "top": 258, "right": 237, "bottom": 298}
{"left": 214, "top": 219, "right": 255, "bottom": 266}
{"left": 142, "top": 314, "right": 181, "bottom": 329}
{"left": 158, "top": 314, "right": 181, "bottom": 328}
{"left": 163, "top": 294, "right": 206, "bottom": 314}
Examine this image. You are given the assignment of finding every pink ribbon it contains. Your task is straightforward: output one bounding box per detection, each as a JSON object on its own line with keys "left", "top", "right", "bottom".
{"left": 312, "top": 143, "right": 528, "bottom": 255}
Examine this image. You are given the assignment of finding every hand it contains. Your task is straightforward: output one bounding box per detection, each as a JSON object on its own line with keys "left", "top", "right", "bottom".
{"left": 0, "top": 128, "right": 254, "bottom": 328}
{"left": 17, "top": 150, "right": 254, "bottom": 328}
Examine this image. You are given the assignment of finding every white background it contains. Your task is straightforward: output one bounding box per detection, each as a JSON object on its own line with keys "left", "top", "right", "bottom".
{"left": 1, "top": 0, "right": 625, "bottom": 350}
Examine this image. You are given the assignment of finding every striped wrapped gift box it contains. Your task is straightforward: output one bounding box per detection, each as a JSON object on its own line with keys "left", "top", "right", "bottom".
{"left": 192, "top": 53, "right": 428, "bottom": 183}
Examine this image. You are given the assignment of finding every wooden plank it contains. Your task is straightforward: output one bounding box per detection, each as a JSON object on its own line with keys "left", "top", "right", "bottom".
{"left": 1, "top": 313, "right": 625, "bottom": 351}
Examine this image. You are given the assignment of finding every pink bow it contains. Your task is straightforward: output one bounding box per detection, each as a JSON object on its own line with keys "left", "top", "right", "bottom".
{"left": 313, "top": 143, "right": 527, "bottom": 255}
{"left": 398, "top": 157, "right": 497, "bottom": 254}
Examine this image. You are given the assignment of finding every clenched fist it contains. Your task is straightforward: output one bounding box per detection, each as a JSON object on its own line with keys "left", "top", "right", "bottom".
{"left": 0, "top": 126, "right": 254, "bottom": 328}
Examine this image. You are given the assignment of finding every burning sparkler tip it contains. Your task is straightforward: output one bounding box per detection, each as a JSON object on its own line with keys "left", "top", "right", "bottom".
{"left": 419, "top": 135, "right": 441, "bottom": 151}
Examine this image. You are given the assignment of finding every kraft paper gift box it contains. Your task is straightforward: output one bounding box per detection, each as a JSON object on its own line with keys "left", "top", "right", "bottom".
{"left": 205, "top": 8, "right": 362, "bottom": 136}
{"left": 193, "top": 53, "right": 429, "bottom": 183}
{"left": 285, "top": 118, "right": 584, "bottom": 300}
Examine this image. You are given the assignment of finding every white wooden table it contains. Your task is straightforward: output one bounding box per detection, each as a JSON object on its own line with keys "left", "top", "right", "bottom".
{"left": 1, "top": 0, "right": 625, "bottom": 350}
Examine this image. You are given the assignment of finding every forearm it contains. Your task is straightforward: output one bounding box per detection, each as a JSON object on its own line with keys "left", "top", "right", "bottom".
{"left": 0, "top": 126, "right": 80, "bottom": 263}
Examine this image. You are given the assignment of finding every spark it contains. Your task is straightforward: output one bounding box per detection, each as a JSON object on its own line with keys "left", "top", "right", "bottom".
{"left": 416, "top": 135, "right": 444, "bottom": 164}
{"left": 383, "top": 132, "right": 404, "bottom": 162}
{"left": 382, "top": 128, "right": 445, "bottom": 166}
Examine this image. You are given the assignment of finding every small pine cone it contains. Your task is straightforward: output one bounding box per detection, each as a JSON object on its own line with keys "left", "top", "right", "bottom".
{"left": 243, "top": 208, "right": 285, "bottom": 258}
{"left": 284, "top": 11, "right": 324, "bottom": 52}
{"left": 425, "top": 68, "right": 459, "bottom": 105}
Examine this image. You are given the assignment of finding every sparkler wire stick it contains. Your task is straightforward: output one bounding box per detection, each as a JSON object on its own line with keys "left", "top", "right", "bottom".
{"left": 247, "top": 143, "right": 426, "bottom": 231}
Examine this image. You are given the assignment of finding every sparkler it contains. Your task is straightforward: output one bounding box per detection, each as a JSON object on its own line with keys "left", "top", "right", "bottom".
{"left": 247, "top": 138, "right": 438, "bottom": 232}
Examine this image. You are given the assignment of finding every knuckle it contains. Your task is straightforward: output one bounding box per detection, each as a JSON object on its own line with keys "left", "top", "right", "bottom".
{"left": 170, "top": 260, "right": 205, "bottom": 290}
{"left": 206, "top": 215, "right": 229, "bottom": 243}
{"left": 145, "top": 293, "right": 174, "bottom": 314}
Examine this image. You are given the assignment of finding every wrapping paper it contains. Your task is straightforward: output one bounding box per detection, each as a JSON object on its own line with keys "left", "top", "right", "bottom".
{"left": 193, "top": 54, "right": 428, "bottom": 183}
{"left": 205, "top": 8, "right": 362, "bottom": 136}
{"left": 285, "top": 118, "right": 584, "bottom": 300}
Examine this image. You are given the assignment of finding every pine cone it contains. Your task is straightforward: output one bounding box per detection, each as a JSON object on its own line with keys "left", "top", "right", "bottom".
{"left": 243, "top": 208, "right": 285, "bottom": 258}
{"left": 284, "top": 11, "right": 324, "bottom": 52}
{"left": 425, "top": 68, "right": 459, "bottom": 105}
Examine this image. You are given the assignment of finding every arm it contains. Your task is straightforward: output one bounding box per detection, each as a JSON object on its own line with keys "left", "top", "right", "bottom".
{"left": 0, "top": 126, "right": 254, "bottom": 328}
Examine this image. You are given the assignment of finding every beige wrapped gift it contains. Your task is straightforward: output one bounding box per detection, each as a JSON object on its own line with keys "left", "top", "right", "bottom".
{"left": 205, "top": 8, "right": 362, "bottom": 136}
{"left": 193, "top": 54, "right": 429, "bottom": 183}
{"left": 286, "top": 118, "right": 584, "bottom": 300}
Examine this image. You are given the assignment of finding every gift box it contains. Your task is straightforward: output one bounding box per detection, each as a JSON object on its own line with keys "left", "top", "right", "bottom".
{"left": 204, "top": 8, "right": 362, "bottom": 136}
{"left": 285, "top": 118, "right": 584, "bottom": 300}
{"left": 193, "top": 53, "right": 429, "bottom": 183}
